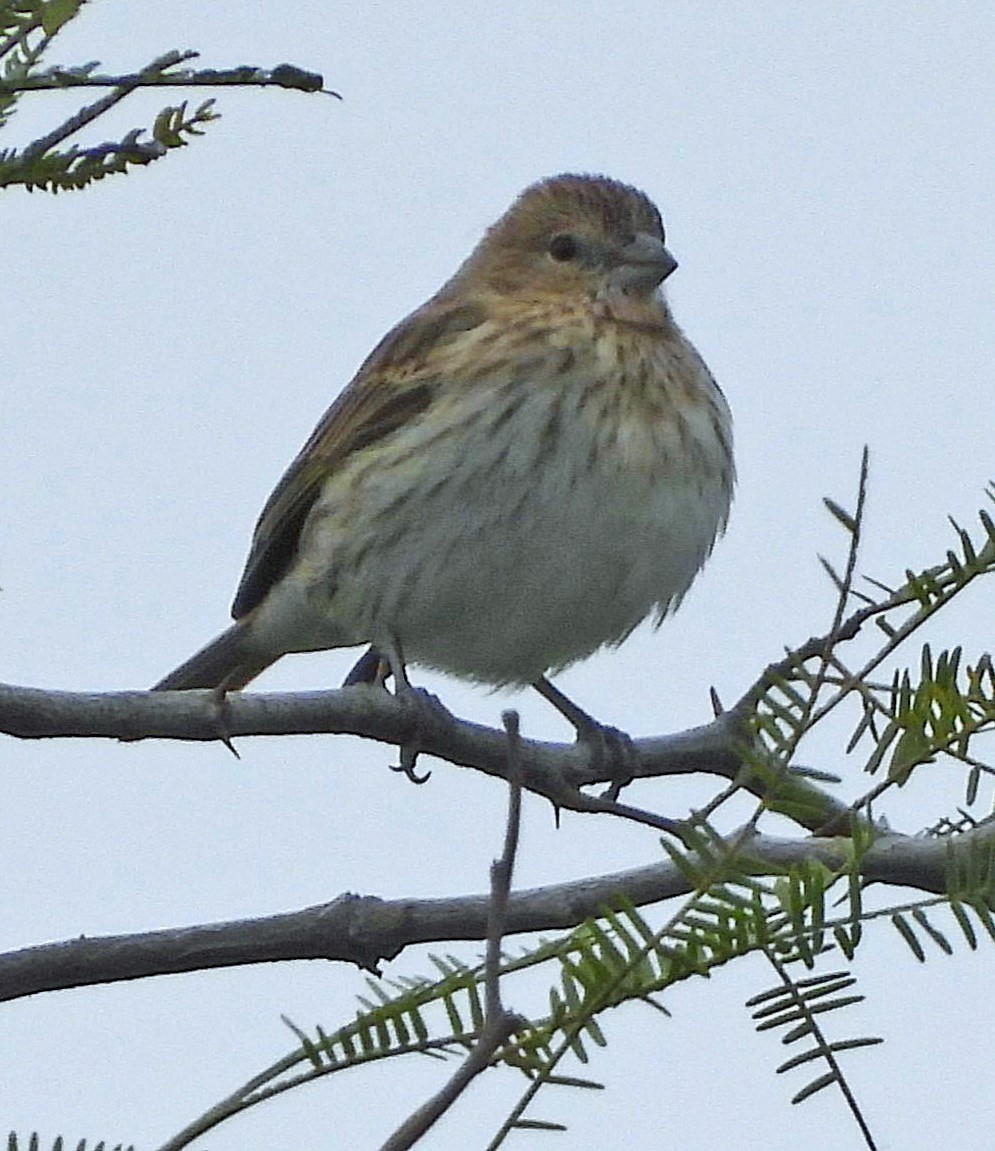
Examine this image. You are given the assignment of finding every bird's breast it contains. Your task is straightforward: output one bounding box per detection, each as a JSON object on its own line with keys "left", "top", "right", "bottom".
{"left": 298, "top": 307, "right": 733, "bottom": 684}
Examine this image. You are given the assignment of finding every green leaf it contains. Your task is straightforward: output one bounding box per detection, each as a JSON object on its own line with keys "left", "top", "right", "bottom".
{"left": 41, "top": 0, "right": 85, "bottom": 37}
{"left": 949, "top": 901, "right": 978, "bottom": 950}
{"left": 823, "top": 497, "right": 857, "bottom": 532}
{"left": 912, "top": 909, "right": 953, "bottom": 955}
{"left": 892, "top": 913, "right": 925, "bottom": 961}
{"left": 791, "top": 1070, "right": 837, "bottom": 1104}
{"left": 888, "top": 726, "right": 931, "bottom": 783}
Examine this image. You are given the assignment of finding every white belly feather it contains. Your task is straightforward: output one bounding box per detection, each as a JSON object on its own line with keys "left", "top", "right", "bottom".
{"left": 277, "top": 331, "right": 733, "bottom": 685}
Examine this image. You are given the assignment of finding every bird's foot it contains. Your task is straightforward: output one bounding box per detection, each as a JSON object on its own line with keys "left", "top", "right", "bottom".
{"left": 390, "top": 683, "right": 455, "bottom": 784}
{"left": 347, "top": 640, "right": 452, "bottom": 784}
{"left": 532, "top": 676, "right": 636, "bottom": 796}
{"left": 574, "top": 717, "right": 637, "bottom": 799}
{"left": 342, "top": 646, "right": 388, "bottom": 687}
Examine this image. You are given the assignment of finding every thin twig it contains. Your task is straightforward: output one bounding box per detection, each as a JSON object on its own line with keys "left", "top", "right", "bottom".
{"left": 378, "top": 712, "right": 526, "bottom": 1151}
{"left": 487, "top": 711, "right": 524, "bottom": 1014}
{"left": 19, "top": 50, "right": 195, "bottom": 160}
{"left": 2, "top": 61, "right": 330, "bottom": 95}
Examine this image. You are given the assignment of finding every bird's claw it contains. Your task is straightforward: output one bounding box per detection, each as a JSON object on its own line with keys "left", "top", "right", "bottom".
{"left": 575, "top": 720, "right": 636, "bottom": 799}
{"left": 390, "top": 684, "right": 453, "bottom": 784}
{"left": 390, "top": 750, "right": 431, "bottom": 785}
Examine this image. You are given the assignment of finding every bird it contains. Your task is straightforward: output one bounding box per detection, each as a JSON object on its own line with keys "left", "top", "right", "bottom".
{"left": 152, "top": 173, "right": 734, "bottom": 741}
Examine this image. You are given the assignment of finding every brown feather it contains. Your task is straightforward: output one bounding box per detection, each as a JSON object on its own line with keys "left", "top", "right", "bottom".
{"left": 231, "top": 299, "right": 487, "bottom": 618}
{"left": 152, "top": 173, "right": 716, "bottom": 698}
{"left": 150, "top": 622, "right": 273, "bottom": 691}
{"left": 460, "top": 174, "right": 667, "bottom": 296}
{"left": 231, "top": 175, "right": 668, "bottom": 620}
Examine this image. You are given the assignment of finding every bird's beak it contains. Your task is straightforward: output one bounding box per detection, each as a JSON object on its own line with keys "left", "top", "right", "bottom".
{"left": 612, "top": 232, "right": 678, "bottom": 293}
{"left": 622, "top": 232, "right": 678, "bottom": 280}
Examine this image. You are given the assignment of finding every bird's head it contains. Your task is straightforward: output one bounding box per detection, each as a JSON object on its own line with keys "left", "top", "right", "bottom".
{"left": 458, "top": 174, "right": 678, "bottom": 303}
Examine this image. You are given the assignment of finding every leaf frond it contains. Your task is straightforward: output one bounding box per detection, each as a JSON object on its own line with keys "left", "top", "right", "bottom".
{"left": 6, "top": 1135, "right": 134, "bottom": 1151}
{"left": 749, "top": 954, "right": 881, "bottom": 1148}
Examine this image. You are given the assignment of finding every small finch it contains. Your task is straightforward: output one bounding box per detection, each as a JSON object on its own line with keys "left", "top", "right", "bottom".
{"left": 153, "top": 174, "right": 734, "bottom": 729}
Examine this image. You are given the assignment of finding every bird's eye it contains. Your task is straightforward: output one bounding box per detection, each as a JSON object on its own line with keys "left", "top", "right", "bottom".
{"left": 548, "top": 233, "right": 580, "bottom": 262}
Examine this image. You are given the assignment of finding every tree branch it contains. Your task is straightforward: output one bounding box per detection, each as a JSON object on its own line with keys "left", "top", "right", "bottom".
{"left": 3, "top": 823, "right": 985, "bottom": 1004}
{"left": 1, "top": 60, "right": 328, "bottom": 96}
{"left": 18, "top": 51, "right": 197, "bottom": 161}
{"left": 0, "top": 680, "right": 849, "bottom": 831}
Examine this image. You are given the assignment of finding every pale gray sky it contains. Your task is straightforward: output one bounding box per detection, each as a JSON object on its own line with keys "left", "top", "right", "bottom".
{"left": 3, "top": 3, "right": 994, "bottom": 1148}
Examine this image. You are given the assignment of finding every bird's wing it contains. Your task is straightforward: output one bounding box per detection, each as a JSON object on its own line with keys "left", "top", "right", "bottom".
{"left": 231, "top": 297, "right": 488, "bottom": 619}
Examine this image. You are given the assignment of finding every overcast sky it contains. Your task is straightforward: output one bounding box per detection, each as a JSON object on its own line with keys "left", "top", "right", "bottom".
{"left": 3, "top": 3, "right": 994, "bottom": 1149}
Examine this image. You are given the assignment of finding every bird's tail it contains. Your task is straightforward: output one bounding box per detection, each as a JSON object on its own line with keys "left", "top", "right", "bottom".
{"left": 151, "top": 622, "right": 274, "bottom": 691}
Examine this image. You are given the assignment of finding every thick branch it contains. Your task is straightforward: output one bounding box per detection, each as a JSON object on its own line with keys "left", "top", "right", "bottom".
{"left": 0, "top": 681, "right": 847, "bottom": 830}
{"left": 1, "top": 825, "right": 983, "bottom": 1004}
